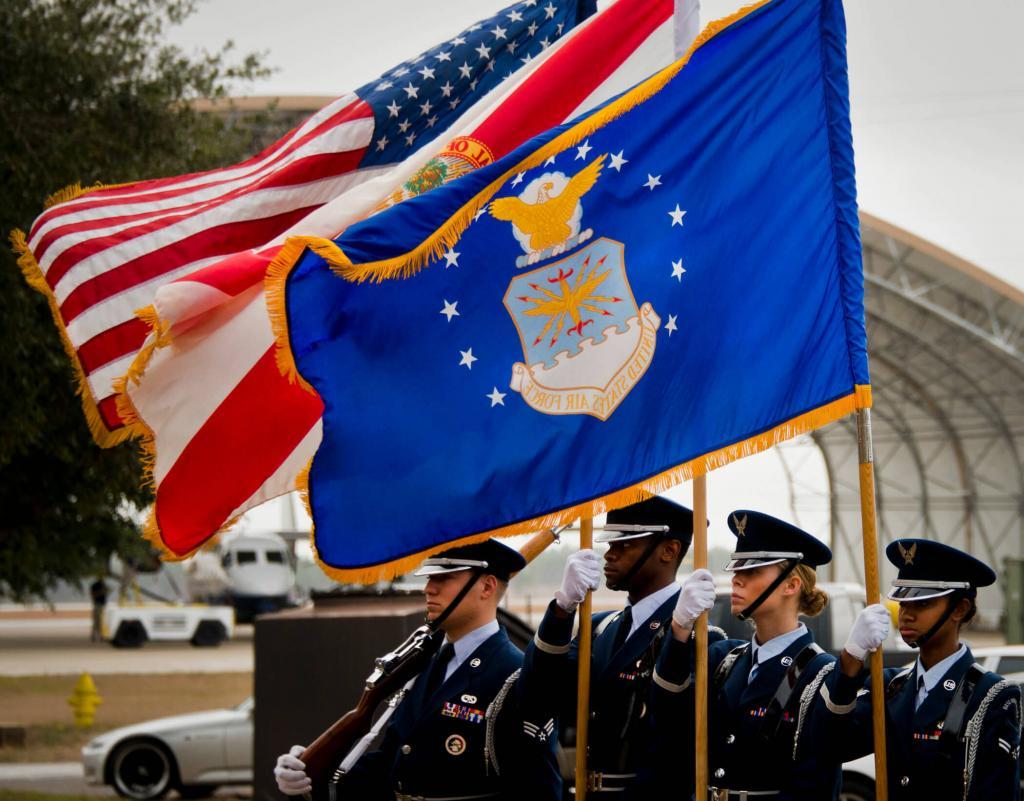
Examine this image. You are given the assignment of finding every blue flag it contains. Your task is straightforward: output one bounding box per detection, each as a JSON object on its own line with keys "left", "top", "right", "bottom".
{"left": 271, "top": 0, "right": 870, "bottom": 582}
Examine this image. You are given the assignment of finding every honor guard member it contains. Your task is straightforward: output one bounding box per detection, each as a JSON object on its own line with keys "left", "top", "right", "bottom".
{"left": 657, "top": 510, "right": 891, "bottom": 800}
{"left": 829, "top": 539, "right": 1021, "bottom": 801}
{"left": 274, "top": 539, "right": 561, "bottom": 801}
{"left": 521, "top": 495, "right": 720, "bottom": 797}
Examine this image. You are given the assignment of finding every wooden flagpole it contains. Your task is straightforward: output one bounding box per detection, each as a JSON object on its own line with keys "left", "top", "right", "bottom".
{"left": 517, "top": 527, "right": 561, "bottom": 567}
{"left": 693, "top": 475, "right": 709, "bottom": 800}
{"left": 857, "top": 409, "right": 888, "bottom": 801}
{"left": 575, "top": 512, "right": 594, "bottom": 800}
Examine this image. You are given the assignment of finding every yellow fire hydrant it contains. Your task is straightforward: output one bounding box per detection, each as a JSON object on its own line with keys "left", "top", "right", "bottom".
{"left": 68, "top": 673, "right": 102, "bottom": 728}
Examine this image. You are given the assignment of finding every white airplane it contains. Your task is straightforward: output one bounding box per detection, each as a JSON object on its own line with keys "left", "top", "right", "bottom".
{"left": 185, "top": 532, "right": 298, "bottom": 622}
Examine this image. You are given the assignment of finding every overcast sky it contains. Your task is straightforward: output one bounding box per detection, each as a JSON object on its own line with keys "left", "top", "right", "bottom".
{"left": 166, "top": 0, "right": 1023, "bottom": 550}
{"left": 170, "top": 0, "right": 1024, "bottom": 284}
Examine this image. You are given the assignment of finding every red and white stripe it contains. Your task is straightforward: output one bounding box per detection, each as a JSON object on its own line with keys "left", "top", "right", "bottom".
{"left": 128, "top": 0, "right": 701, "bottom": 556}
{"left": 26, "top": 93, "right": 381, "bottom": 435}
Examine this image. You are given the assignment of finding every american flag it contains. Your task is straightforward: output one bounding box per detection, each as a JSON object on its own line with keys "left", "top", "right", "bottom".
{"left": 16, "top": 0, "right": 595, "bottom": 447}
{"left": 19, "top": 0, "right": 699, "bottom": 558}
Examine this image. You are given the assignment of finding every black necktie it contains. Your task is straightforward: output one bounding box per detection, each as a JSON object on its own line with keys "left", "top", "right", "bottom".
{"left": 612, "top": 606, "right": 633, "bottom": 652}
{"left": 424, "top": 642, "right": 455, "bottom": 697}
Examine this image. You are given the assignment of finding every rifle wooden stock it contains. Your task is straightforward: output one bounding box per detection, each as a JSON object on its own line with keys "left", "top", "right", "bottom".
{"left": 298, "top": 529, "right": 559, "bottom": 797}
{"left": 300, "top": 681, "right": 395, "bottom": 790}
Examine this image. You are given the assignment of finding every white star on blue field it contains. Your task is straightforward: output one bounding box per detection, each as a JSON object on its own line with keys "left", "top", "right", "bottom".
{"left": 355, "top": 1, "right": 579, "bottom": 169}
{"left": 431, "top": 142, "right": 690, "bottom": 408}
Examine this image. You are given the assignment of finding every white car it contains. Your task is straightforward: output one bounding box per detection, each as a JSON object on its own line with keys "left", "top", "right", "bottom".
{"left": 82, "top": 697, "right": 252, "bottom": 799}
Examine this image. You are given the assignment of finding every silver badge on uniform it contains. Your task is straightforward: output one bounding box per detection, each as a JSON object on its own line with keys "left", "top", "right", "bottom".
{"left": 943, "top": 679, "right": 956, "bottom": 691}
{"left": 650, "top": 620, "right": 661, "bottom": 630}
{"left": 470, "top": 658, "right": 481, "bottom": 668}
{"left": 462, "top": 694, "right": 477, "bottom": 704}
{"left": 781, "top": 656, "right": 794, "bottom": 667}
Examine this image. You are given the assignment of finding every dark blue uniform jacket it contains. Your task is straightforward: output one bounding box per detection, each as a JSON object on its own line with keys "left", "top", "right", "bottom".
{"left": 522, "top": 591, "right": 722, "bottom": 798}
{"left": 655, "top": 628, "right": 846, "bottom": 800}
{"left": 345, "top": 627, "right": 561, "bottom": 800}
{"left": 827, "top": 646, "right": 1021, "bottom": 801}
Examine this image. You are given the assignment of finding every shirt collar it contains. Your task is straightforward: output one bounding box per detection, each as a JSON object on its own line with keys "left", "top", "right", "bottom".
{"left": 750, "top": 623, "right": 808, "bottom": 666}
{"left": 916, "top": 644, "right": 968, "bottom": 694}
{"left": 623, "top": 581, "right": 680, "bottom": 637}
{"left": 446, "top": 619, "right": 500, "bottom": 674}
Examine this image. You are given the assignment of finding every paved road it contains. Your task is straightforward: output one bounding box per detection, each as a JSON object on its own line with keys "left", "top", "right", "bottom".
{"left": 0, "top": 616, "right": 254, "bottom": 676}
{"left": 0, "top": 761, "right": 251, "bottom": 798}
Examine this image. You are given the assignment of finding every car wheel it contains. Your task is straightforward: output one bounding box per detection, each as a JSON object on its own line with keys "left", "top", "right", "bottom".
{"left": 109, "top": 739, "right": 176, "bottom": 800}
{"left": 111, "top": 620, "right": 148, "bottom": 648}
{"left": 839, "top": 772, "right": 875, "bottom": 801}
{"left": 177, "top": 785, "right": 217, "bottom": 799}
{"left": 190, "top": 620, "right": 227, "bottom": 647}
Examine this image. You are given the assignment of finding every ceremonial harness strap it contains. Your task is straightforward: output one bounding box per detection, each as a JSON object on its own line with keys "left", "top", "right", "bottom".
{"left": 712, "top": 641, "right": 825, "bottom": 741}
{"left": 759, "top": 643, "right": 823, "bottom": 741}
{"left": 713, "top": 643, "right": 751, "bottom": 694}
{"left": 886, "top": 668, "right": 914, "bottom": 700}
{"left": 938, "top": 662, "right": 989, "bottom": 758}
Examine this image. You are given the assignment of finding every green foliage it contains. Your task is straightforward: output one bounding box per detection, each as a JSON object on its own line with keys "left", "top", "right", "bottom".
{"left": 0, "top": 0, "right": 271, "bottom": 600}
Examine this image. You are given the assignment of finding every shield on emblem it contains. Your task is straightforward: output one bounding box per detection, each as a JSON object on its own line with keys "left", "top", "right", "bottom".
{"left": 502, "top": 238, "right": 660, "bottom": 421}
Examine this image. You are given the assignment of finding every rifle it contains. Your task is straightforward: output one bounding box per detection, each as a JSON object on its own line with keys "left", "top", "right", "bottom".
{"left": 300, "top": 527, "right": 563, "bottom": 800}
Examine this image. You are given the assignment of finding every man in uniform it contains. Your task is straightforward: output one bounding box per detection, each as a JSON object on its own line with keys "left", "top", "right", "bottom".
{"left": 274, "top": 538, "right": 561, "bottom": 801}
{"left": 520, "top": 495, "right": 720, "bottom": 797}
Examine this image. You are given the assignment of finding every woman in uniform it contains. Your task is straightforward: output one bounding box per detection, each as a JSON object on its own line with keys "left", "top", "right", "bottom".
{"left": 828, "top": 538, "right": 1021, "bottom": 800}
{"left": 653, "top": 509, "right": 890, "bottom": 800}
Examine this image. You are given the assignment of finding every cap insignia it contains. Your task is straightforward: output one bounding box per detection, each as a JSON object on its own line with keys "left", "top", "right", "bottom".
{"left": 898, "top": 542, "right": 917, "bottom": 566}
{"left": 733, "top": 513, "right": 748, "bottom": 537}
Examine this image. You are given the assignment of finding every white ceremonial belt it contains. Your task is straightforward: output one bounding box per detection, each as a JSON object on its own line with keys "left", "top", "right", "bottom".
{"left": 708, "top": 789, "right": 781, "bottom": 800}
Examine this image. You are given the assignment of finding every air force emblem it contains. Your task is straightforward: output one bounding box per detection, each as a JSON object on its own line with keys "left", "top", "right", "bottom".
{"left": 898, "top": 542, "right": 917, "bottom": 566}
{"left": 492, "top": 155, "right": 660, "bottom": 421}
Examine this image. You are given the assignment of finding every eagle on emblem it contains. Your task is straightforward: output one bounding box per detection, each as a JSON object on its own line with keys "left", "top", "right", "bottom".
{"left": 733, "top": 513, "right": 748, "bottom": 537}
{"left": 898, "top": 541, "right": 917, "bottom": 566}
{"left": 489, "top": 154, "right": 605, "bottom": 253}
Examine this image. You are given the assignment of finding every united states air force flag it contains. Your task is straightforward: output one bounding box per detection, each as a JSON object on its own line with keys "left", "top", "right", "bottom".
{"left": 269, "top": 0, "right": 870, "bottom": 581}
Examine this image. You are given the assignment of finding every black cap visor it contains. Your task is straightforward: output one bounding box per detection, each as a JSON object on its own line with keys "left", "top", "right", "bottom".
{"left": 888, "top": 579, "right": 971, "bottom": 602}
{"left": 414, "top": 558, "right": 489, "bottom": 577}
{"left": 596, "top": 523, "right": 669, "bottom": 543}
{"left": 725, "top": 551, "right": 803, "bottom": 572}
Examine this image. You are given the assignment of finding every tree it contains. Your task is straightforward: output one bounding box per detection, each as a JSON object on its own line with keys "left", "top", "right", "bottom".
{"left": 0, "top": 0, "right": 271, "bottom": 600}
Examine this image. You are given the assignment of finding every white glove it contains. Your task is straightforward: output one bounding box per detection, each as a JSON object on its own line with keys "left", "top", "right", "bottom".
{"left": 274, "top": 745, "right": 311, "bottom": 796}
{"left": 844, "top": 603, "right": 891, "bottom": 661}
{"left": 672, "top": 568, "right": 717, "bottom": 627}
{"left": 555, "top": 549, "right": 602, "bottom": 611}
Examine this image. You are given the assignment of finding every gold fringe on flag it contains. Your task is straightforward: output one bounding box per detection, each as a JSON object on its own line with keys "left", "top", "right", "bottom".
{"left": 307, "top": 385, "right": 873, "bottom": 584}
{"left": 9, "top": 228, "right": 142, "bottom": 448}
